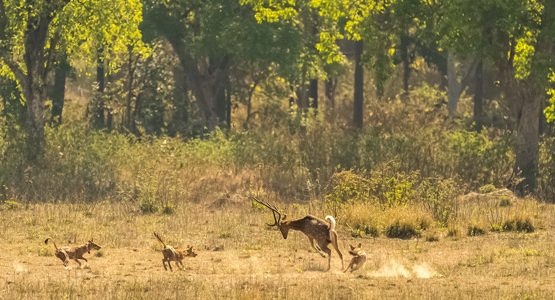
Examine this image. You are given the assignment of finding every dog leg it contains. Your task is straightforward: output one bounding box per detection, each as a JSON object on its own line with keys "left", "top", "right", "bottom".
{"left": 167, "top": 261, "right": 173, "bottom": 272}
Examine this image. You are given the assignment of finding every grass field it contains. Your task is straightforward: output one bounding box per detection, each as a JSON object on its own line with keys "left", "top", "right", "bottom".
{"left": 1, "top": 195, "right": 554, "bottom": 300}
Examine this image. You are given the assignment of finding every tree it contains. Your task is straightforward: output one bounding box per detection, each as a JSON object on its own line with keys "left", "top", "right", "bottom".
{"left": 241, "top": 0, "right": 390, "bottom": 127}
{"left": 0, "top": 0, "right": 71, "bottom": 160}
{"left": 0, "top": 0, "right": 144, "bottom": 160}
{"left": 143, "top": 0, "right": 303, "bottom": 130}
{"left": 441, "top": 0, "right": 555, "bottom": 194}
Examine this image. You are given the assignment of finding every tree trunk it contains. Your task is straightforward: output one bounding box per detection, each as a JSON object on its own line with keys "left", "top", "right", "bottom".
{"left": 169, "top": 63, "right": 188, "bottom": 136}
{"left": 473, "top": 59, "right": 483, "bottom": 131}
{"left": 21, "top": 8, "right": 52, "bottom": 161}
{"left": 447, "top": 52, "right": 461, "bottom": 118}
{"left": 353, "top": 40, "right": 364, "bottom": 129}
{"left": 225, "top": 84, "right": 231, "bottom": 128}
{"left": 325, "top": 77, "right": 336, "bottom": 110}
{"left": 93, "top": 49, "right": 106, "bottom": 129}
{"left": 22, "top": 84, "right": 46, "bottom": 161}
{"left": 309, "top": 78, "right": 318, "bottom": 111}
{"left": 50, "top": 53, "right": 68, "bottom": 126}
{"left": 215, "top": 80, "right": 227, "bottom": 127}
{"left": 126, "top": 49, "right": 137, "bottom": 134}
{"left": 514, "top": 92, "right": 541, "bottom": 195}
{"left": 400, "top": 34, "right": 410, "bottom": 94}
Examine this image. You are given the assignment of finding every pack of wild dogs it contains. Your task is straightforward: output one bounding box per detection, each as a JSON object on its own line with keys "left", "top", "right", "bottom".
{"left": 44, "top": 197, "right": 366, "bottom": 273}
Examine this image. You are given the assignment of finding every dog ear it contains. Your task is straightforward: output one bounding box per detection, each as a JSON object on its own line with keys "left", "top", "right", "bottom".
{"left": 357, "top": 243, "right": 362, "bottom": 248}
{"left": 349, "top": 244, "right": 355, "bottom": 250}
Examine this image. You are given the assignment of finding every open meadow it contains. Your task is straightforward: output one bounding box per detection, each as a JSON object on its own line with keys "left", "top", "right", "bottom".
{"left": 3, "top": 0, "right": 555, "bottom": 299}
{"left": 1, "top": 193, "right": 554, "bottom": 299}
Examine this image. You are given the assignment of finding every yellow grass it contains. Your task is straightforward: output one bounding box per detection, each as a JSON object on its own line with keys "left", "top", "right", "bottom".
{"left": 1, "top": 198, "right": 555, "bottom": 299}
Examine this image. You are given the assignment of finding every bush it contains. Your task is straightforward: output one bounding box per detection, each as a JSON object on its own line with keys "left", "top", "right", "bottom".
{"left": 502, "top": 218, "right": 535, "bottom": 233}
{"left": 467, "top": 225, "right": 486, "bottom": 236}
{"left": 386, "top": 221, "right": 421, "bottom": 239}
{"left": 139, "top": 198, "right": 158, "bottom": 214}
{"left": 326, "top": 166, "right": 418, "bottom": 209}
{"left": 417, "top": 178, "right": 462, "bottom": 227}
{"left": 442, "top": 129, "right": 513, "bottom": 190}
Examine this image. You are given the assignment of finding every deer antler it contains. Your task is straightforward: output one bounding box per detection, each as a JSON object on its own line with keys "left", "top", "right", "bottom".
{"left": 251, "top": 196, "right": 283, "bottom": 226}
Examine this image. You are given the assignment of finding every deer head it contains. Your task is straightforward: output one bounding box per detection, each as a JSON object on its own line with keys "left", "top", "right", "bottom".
{"left": 252, "top": 197, "right": 290, "bottom": 239}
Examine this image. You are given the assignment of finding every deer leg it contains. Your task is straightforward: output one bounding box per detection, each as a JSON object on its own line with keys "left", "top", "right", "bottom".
{"left": 309, "top": 237, "right": 326, "bottom": 257}
{"left": 322, "top": 246, "right": 332, "bottom": 271}
{"left": 330, "top": 231, "right": 344, "bottom": 269}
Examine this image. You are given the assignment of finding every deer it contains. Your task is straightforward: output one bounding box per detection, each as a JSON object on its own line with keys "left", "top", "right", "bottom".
{"left": 252, "top": 197, "right": 343, "bottom": 271}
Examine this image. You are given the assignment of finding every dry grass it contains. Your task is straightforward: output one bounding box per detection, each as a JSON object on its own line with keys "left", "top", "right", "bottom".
{"left": 1, "top": 197, "right": 555, "bottom": 299}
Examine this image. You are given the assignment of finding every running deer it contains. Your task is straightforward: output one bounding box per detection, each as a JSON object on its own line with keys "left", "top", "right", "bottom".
{"left": 252, "top": 197, "right": 343, "bottom": 271}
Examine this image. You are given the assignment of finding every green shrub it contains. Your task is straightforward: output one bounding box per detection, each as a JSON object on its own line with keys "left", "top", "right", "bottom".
{"left": 499, "top": 198, "right": 512, "bottom": 207}
{"left": 386, "top": 221, "right": 421, "bottom": 239}
{"left": 479, "top": 184, "right": 497, "bottom": 194}
{"left": 326, "top": 166, "right": 418, "bottom": 209}
{"left": 418, "top": 178, "right": 461, "bottom": 227}
{"left": 139, "top": 198, "right": 158, "bottom": 214}
{"left": 467, "top": 225, "right": 486, "bottom": 236}
{"left": 443, "top": 129, "right": 513, "bottom": 189}
{"left": 351, "top": 223, "right": 380, "bottom": 238}
{"left": 502, "top": 218, "right": 535, "bottom": 233}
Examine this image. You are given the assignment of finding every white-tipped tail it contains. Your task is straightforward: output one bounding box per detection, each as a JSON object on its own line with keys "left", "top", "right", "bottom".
{"left": 325, "top": 215, "right": 336, "bottom": 231}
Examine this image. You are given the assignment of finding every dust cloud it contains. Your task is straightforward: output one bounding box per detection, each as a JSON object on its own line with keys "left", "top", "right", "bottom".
{"left": 13, "top": 262, "right": 28, "bottom": 274}
{"left": 369, "top": 259, "right": 441, "bottom": 279}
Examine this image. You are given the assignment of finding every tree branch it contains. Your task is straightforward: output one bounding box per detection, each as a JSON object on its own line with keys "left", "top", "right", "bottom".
{"left": 0, "top": 56, "right": 26, "bottom": 88}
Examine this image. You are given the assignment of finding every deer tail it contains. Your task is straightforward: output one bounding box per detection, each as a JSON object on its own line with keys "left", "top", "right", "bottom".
{"left": 153, "top": 232, "right": 166, "bottom": 247}
{"left": 325, "top": 215, "right": 336, "bottom": 231}
{"left": 44, "top": 238, "right": 58, "bottom": 251}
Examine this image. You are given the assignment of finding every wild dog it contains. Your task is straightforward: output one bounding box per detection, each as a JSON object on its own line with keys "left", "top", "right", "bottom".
{"left": 344, "top": 243, "right": 367, "bottom": 272}
{"left": 153, "top": 232, "right": 197, "bottom": 271}
{"left": 44, "top": 238, "right": 101, "bottom": 268}
{"left": 252, "top": 197, "right": 343, "bottom": 271}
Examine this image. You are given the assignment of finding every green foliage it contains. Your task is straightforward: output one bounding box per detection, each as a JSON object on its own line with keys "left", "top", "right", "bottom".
{"left": 499, "top": 198, "right": 512, "bottom": 207}
{"left": 501, "top": 218, "right": 535, "bottom": 233}
{"left": 325, "top": 167, "right": 417, "bottom": 209}
{"left": 546, "top": 71, "right": 555, "bottom": 123}
{"left": 385, "top": 220, "right": 421, "bottom": 240}
{"left": 139, "top": 198, "right": 158, "bottom": 214}
{"left": 479, "top": 184, "right": 497, "bottom": 194}
{"left": 444, "top": 129, "right": 513, "bottom": 188}
{"left": 418, "top": 178, "right": 461, "bottom": 227}
{"left": 467, "top": 225, "right": 486, "bottom": 237}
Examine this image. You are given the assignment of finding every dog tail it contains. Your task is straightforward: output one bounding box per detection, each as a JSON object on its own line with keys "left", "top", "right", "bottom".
{"left": 153, "top": 232, "right": 166, "bottom": 247}
{"left": 44, "top": 238, "right": 58, "bottom": 250}
{"left": 325, "top": 215, "right": 336, "bottom": 231}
